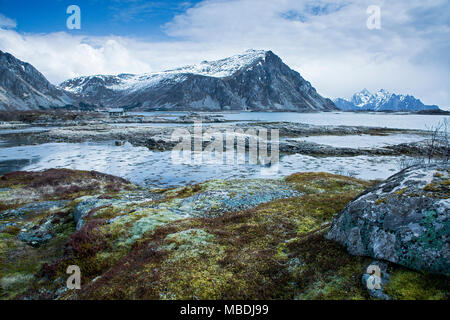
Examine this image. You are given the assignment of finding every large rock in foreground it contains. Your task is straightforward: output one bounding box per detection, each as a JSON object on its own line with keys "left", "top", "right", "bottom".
{"left": 327, "top": 164, "right": 449, "bottom": 275}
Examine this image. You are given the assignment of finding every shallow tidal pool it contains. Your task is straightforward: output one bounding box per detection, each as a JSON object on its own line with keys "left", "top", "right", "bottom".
{"left": 0, "top": 141, "right": 410, "bottom": 187}
{"left": 295, "top": 134, "right": 426, "bottom": 148}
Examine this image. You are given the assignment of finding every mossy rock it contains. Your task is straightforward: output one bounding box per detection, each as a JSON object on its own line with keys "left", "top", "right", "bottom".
{"left": 327, "top": 164, "right": 450, "bottom": 275}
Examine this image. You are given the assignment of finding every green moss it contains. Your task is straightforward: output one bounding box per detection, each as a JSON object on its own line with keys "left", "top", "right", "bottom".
{"left": 90, "top": 204, "right": 124, "bottom": 220}
{"left": 173, "top": 184, "right": 203, "bottom": 198}
{"left": 164, "top": 228, "right": 214, "bottom": 247}
{"left": 290, "top": 234, "right": 368, "bottom": 300}
{"left": 424, "top": 183, "right": 440, "bottom": 192}
{"left": 0, "top": 233, "right": 14, "bottom": 241}
{"left": 2, "top": 225, "right": 21, "bottom": 236}
{"left": 422, "top": 173, "right": 450, "bottom": 199}
{"left": 0, "top": 273, "right": 34, "bottom": 298}
{"left": 126, "top": 208, "right": 185, "bottom": 244}
{"left": 70, "top": 173, "right": 372, "bottom": 300}
{"left": 385, "top": 269, "right": 448, "bottom": 300}
{"left": 0, "top": 243, "right": 47, "bottom": 299}
{"left": 285, "top": 172, "right": 370, "bottom": 194}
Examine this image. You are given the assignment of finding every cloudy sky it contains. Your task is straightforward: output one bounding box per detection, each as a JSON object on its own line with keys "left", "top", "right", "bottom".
{"left": 0, "top": 0, "right": 449, "bottom": 108}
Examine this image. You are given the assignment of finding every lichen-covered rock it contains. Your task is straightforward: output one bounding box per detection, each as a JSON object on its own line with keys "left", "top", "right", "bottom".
{"left": 0, "top": 200, "right": 70, "bottom": 220}
{"left": 73, "top": 197, "right": 117, "bottom": 230}
{"left": 174, "top": 179, "right": 300, "bottom": 218}
{"left": 327, "top": 164, "right": 449, "bottom": 275}
{"left": 17, "top": 231, "right": 53, "bottom": 247}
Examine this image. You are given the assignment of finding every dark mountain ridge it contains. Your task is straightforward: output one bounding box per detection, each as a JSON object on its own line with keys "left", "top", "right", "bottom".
{"left": 0, "top": 50, "right": 72, "bottom": 110}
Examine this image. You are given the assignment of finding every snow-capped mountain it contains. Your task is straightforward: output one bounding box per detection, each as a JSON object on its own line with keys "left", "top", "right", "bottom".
{"left": 334, "top": 89, "right": 440, "bottom": 112}
{"left": 61, "top": 50, "right": 337, "bottom": 112}
{"left": 0, "top": 51, "right": 72, "bottom": 111}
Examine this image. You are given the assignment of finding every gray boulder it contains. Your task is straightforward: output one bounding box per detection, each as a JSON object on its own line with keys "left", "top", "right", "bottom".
{"left": 327, "top": 164, "right": 449, "bottom": 275}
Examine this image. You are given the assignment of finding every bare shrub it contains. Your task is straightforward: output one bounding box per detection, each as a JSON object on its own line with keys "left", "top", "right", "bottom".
{"left": 397, "top": 157, "right": 424, "bottom": 171}
{"left": 425, "top": 118, "right": 449, "bottom": 164}
{"left": 397, "top": 118, "right": 448, "bottom": 170}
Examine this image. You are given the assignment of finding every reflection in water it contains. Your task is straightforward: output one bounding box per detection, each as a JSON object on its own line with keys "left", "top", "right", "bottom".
{"left": 0, "top": 159, "right": 36, "bottom": 176}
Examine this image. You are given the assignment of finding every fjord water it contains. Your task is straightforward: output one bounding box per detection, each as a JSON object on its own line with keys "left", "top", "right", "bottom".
{"left": 0, "top": 112, "right": 447, "bottom": 186}
{"left": 131, "top": 111, "right": 448, "bottom": 129}
{"left": 218, "top": 112, "right": 448, "bottom": 130}
{"left": 0, "top": 141, "right": 410, "bottom": 187}
{"left": 296, "top": 134, "right": 426, "bottom": 148}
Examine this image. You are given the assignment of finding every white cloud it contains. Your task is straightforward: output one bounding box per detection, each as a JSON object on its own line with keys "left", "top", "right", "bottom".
{"left": 0, "top": 13, "right": 16, "bottom": 28}
{"left": 0, "top": 0, "right": 449, "bottom": 108}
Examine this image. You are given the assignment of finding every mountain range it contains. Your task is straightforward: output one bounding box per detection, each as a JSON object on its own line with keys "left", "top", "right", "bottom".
{"left": 0, "top": 50, "right": 336, "bottom": 112}
{"left": 334, "top": 89, "right": 441, "bottom": 112}
{"left": 0, "top": 49, "right": 443, "bottom": 113}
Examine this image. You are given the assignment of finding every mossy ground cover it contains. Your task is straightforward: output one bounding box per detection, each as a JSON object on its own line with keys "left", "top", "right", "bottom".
{"left": 0, "top": 169, "right": 447, "bottom": 300}
{"left": 0, "top": 169, "right": 136, "bottom": 299}
{"left": 385, "top": 268, "right": 448, "bottom": 300}
{"left": 61, "top": 173, "right": 377, "bottom": 299}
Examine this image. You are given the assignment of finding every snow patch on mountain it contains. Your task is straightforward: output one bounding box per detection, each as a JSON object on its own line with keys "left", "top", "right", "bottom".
{"left": 61, "top": 50, "right": 268, "bottom": 94}
{"left": 167, "top": 49, "right": 267, "bottom": 78}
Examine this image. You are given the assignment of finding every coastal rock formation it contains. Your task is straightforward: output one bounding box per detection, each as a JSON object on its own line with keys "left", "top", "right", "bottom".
{"left": 327, "top": 164, "right": 449, "bottom": 275}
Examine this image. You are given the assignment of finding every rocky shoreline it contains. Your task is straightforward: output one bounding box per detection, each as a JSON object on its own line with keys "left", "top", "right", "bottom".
{"left": 0, "top": 119, "right": 435, "bottom": 158}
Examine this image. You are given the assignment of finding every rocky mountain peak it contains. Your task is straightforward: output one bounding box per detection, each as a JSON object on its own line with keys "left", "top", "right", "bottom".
{"left": 60, "top": 49, "right": 337, "bottom": 112}
{"left": 334, "top": 88, "right": 440, "bottom": 112}
{"left": 0, "top": 51, "right": 72, "bottom": 111}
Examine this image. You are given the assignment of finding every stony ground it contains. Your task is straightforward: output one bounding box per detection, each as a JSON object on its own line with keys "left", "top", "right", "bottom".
{"left": 0, "top": 168, "right": 447, "bottom": 300}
